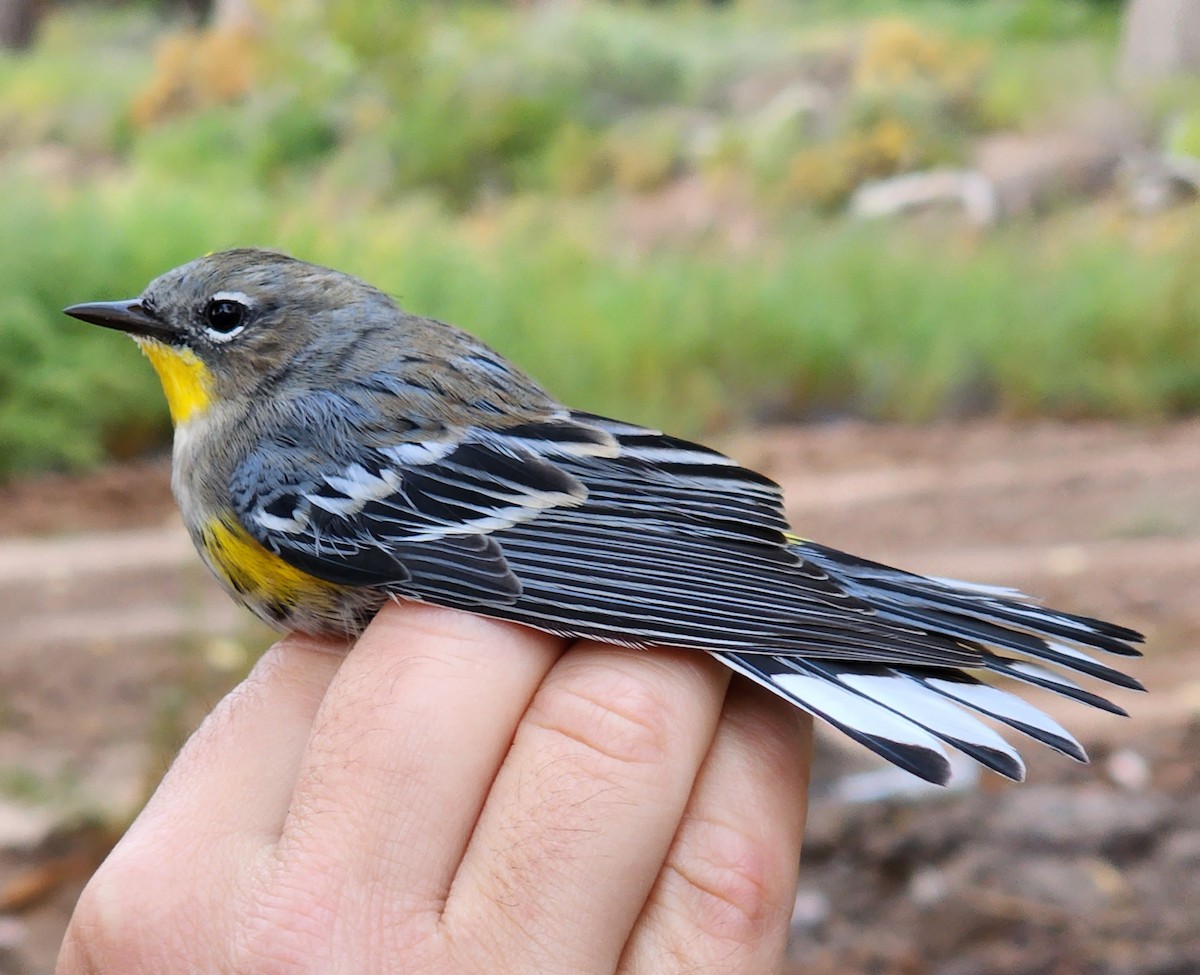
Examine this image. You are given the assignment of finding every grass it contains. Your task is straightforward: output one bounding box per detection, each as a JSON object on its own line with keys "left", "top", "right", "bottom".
{"left": 0, "top": 0, "right": 1193, "bottom": 480}
{"left": 6, "top": 169, "right": 1198, "bottom": 479}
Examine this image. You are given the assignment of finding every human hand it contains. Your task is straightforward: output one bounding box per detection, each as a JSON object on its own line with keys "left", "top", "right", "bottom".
{"left": 58, "top": 601, "right": 811, "bottom": 974}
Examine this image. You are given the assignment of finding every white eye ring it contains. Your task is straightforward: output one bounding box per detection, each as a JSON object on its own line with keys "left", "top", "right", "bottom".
{"left": 203, "top": 290, "right": 251, "bottom": 342}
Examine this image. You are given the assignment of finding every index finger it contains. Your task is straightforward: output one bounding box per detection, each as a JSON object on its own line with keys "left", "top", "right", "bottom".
{"left": 129, "top": 632, "right": 346, "bottom": 852}
{"left": 263, "top": 602, "right": 569, "bottom": 926}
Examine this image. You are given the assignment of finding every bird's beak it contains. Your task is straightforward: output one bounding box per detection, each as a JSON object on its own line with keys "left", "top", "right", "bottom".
{"left": 63, "top": 299, "right": 179, "bottom": 341}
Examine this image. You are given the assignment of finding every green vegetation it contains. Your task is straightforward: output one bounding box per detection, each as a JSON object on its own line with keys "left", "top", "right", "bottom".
{"left": 0, "top": 0, "right": 1195, "bottom": 480}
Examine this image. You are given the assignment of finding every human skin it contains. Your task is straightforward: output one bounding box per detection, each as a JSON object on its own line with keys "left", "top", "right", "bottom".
{"left": 56, "top": 600, "right": 812, "bottom": 974}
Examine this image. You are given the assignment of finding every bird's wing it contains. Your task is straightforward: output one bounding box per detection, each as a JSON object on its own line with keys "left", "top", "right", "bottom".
{"left": 229, "top": 411, "right": 615, "bottom": 605}
{"left": 231, "top": 404, "right": 1119, "bottom": 669}
{"left": 714, "top": 541, "right": 1143, "bottom": 784}
{"left": 229, "top": 404, "right": 889, "bottom": 638}
{"left": 232, "top": 407, "right": 1143, "bottom": 784}
{"left": 473, "top": 414, "right": 988, "bottom": 663}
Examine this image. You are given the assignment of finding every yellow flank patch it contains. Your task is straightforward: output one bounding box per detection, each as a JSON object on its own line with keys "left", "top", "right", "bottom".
{"left": 199, "top": 513, "right": 342, "bottom": 608}
{"left": 135, "top": 338, "right": 214, "bottom": 425}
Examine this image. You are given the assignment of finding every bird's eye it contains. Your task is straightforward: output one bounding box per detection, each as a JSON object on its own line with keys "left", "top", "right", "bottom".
{"left": 202, "top": 293, "right": 249, "bottom": 339}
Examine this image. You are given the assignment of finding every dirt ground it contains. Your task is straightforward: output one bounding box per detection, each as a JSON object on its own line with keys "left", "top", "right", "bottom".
{"left": 0, "top": 420, "right": 1197, "bottom": 974}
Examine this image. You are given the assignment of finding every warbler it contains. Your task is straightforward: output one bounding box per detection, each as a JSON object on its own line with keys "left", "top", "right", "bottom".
{"left": 64, "top": 249, "right": 1143, "bottom": 784}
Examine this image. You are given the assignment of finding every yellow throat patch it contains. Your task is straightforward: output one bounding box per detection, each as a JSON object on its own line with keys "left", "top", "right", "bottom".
{"left": 135, "top": 338, "right": 213, "bottom": 425}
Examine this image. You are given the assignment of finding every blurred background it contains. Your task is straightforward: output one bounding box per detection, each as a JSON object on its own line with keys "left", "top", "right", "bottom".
{"left": 0, "top": 0, "right": 1198, "bottom": 972}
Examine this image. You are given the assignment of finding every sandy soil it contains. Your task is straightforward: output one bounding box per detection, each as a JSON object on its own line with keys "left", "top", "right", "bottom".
{"left": 0, "top": 420, "right": 1197, "bottom": 974}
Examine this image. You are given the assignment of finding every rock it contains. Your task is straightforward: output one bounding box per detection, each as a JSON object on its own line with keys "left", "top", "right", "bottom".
{"left": 0, "top": 0, "right": 37, "bottom": 50}
{"left": 1160, "top": 829, "right": 1200, "bottom": 864}
{"left": 747, "top": 81, "right": 835, "bottom": 148}
{"left": 0, "top": 916, "right": 27, "bottom": 975}
{"left": 74, "top": 742, "right": 151, "bottom": 823}
{"left": 800, "top": 800, "right": 855, "bottom": 857}
{"left": 789, "top": 887, "right": 830, "bottom": 932}
{"left": 824, "top": 753, "right": 980, "bottom": 804}
{"left": 912, "top": 855, "right": 1028, "bottom": 957}
{"left": 849, "top": 169, "right": 999, "bottom": 226}
{"left": 722, "top": 47, "right": 852, "bottom": 120}
{"left": 908, "top": 866, "right": 950, "bottom": 907}
{"left": 613, "top": 175, "right": 764, "bottom": 255}
{"left": 1120, "top": 152, "right": 1200, "bottom": 213}
{"left": 0, "top": 916, "right": 23, "bottom": 952}
{"left": 972, "top": 104, "right": 1144, "bottom": 219}
{"left": 987, "top": 786, "right": 1170, "bottom": 859}
{"left": 973, "top": 131, "right": 1118, "bottom": 218}
{"left": 1105, "top": 747, "right": 1153, "bottom": 791}
{"left": 0, "top": 802, "right": 61, "bottom": 855}
{"left": 1002, "top": 856, "right": 1127, "bottom": 913}
{"left": 1119, "top": 0, "right": 1200, "bottom": 85}
{"left": 1105, "top": 946, "right": 1200, "bottom": 975}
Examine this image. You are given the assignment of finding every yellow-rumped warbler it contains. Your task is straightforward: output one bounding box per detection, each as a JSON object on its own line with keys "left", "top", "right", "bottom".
{"left": 65, "top": 249, "right": 1142, "bottom": 784}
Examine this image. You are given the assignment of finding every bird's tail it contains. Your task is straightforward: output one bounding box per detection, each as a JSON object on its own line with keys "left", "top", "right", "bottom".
{"left": 717, "top": 539, "right": 1144, "bottom": 785}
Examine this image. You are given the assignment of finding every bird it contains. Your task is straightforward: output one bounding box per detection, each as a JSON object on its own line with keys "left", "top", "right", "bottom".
{"left": 63, "top": 248, "right": 1144, "bottom": 785}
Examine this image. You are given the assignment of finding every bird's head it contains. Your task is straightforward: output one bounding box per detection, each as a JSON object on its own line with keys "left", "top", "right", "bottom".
{"left": 64, "top": 249, "right": 399, "bottom": 424}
